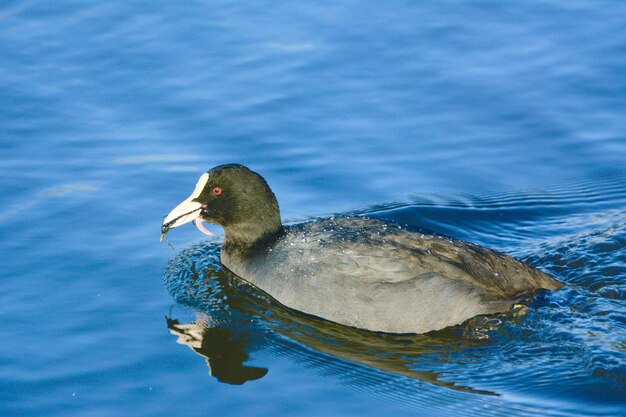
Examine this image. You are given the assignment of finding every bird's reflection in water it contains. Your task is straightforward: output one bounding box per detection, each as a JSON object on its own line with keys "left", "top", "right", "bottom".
{"left": 164, "top": 242, "right": 502, "bottom": 395}
{"left": 166, "top": 316, "right": 267, "bottom": 384}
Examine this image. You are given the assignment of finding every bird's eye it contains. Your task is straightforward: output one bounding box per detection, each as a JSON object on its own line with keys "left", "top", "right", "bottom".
{"left": 212, "top": 187, "right": 222, "bottom": 196}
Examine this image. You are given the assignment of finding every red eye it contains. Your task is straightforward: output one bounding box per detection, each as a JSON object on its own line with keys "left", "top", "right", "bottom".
{"left": 212, "top": 187, "right": 222, "bottom": 196}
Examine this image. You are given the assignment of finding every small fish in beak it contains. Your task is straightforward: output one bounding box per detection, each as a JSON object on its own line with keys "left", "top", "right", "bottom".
{"left": 161, "top": 173, "right": 213, "bottom": 242}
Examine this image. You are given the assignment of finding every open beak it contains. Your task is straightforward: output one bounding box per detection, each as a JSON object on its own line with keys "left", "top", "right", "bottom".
{"left": 161, "top": 173, "right": 213, "bottom": 241}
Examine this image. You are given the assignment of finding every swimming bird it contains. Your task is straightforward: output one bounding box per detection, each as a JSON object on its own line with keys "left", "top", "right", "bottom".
{"left": 161, "top": 164, "right": 562, "bottom": 334}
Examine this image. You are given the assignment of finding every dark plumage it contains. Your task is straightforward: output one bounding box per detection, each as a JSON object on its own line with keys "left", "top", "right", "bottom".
{"left": 162, "top": 164, "right": 562, "bottom": 334}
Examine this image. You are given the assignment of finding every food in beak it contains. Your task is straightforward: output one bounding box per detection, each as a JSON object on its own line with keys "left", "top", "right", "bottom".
{"left": 160, "top": 205, "right": 202, "bottom": 241}
{"left": 161, "top": 173, "right": 213, "bottom": 241}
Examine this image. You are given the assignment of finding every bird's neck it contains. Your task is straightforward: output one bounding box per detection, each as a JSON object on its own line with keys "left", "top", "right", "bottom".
{"left": 223, "top": 221, "right": 284, "bottom": 253}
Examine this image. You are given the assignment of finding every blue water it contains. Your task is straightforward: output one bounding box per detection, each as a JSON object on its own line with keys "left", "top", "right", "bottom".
{"left": 1, "top": 1, "right": 625, "bottom": 416}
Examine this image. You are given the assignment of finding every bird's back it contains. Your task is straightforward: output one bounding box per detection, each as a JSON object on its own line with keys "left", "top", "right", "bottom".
{"left": 222, "top": 217, "right": 562, "bottom": 333}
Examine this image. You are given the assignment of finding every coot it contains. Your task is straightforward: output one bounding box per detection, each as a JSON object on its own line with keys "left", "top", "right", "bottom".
{"left": 162, "top": 164, "right": 562, "bottom": 334}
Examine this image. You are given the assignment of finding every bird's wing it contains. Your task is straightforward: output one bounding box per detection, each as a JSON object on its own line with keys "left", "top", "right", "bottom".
{"left": 283, "top": 218, "right": 560, "bottom": 300}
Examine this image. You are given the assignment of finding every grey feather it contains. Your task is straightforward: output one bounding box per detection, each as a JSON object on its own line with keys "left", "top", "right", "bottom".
{"left": 222, "top": 217, "right": 562, "bottom": 334}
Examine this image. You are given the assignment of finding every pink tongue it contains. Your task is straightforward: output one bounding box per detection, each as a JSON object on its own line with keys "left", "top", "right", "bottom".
{"left": 194, "top": 218, "right": 213, "bottom": 236}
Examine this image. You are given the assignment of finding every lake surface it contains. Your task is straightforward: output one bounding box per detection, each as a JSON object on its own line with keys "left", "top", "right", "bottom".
{"left": 1, "top": 1, "right": 625, "bottom": 416}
